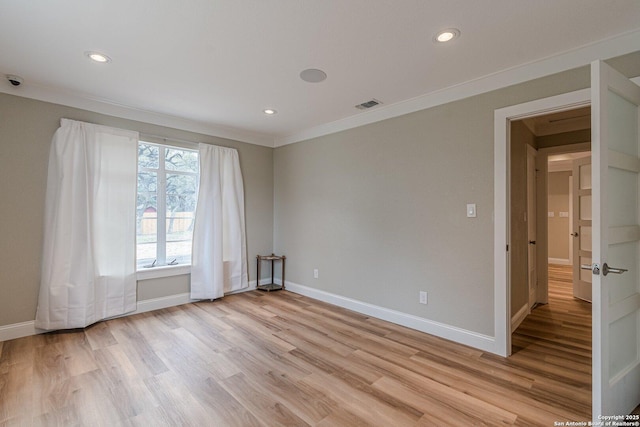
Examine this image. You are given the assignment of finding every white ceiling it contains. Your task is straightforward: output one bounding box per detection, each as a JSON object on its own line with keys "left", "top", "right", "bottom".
{"left": 1, "top": 1, "right": 640, "bottom": 147}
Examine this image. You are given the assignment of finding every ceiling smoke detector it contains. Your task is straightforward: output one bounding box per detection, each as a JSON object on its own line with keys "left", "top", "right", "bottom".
{"left": 355, "top": 99, "right": 382, "bottom": 110}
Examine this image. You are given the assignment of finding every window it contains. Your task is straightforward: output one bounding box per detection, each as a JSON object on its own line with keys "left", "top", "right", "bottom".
{"left": 136, "top": 142, "right": 199, "bottom": 269}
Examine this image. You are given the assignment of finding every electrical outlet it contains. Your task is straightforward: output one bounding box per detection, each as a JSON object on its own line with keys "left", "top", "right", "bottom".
{"left": 419, "top": 291, "right": 428, "bottom": 305}
{"left": 313, "top": 269, "right": 319, "bottom": 279}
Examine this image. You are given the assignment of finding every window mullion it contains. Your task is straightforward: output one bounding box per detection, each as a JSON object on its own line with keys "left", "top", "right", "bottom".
{"left": 157, "top": 146, "right": 167, "bottom": 265}
{"left": 137, "top": 141, "right": 198, "bottom": 272}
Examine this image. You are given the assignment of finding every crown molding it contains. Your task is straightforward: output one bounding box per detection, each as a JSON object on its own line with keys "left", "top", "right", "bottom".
{"left": 2, "top": 29, "right": 639, "bottom": 149}
{"left": 0, "top": 82, "right": 276, "bottom": 148}
{"left": 275, "top": 29, "right": 640, "bottom": 147}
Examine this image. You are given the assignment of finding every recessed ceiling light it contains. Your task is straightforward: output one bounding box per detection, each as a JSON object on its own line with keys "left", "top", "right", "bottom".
{"left": 263, "top": 109, "right": 277, "bottom": 115}
{"left": 85, "top": 51, "right": 111, "bottom": 63}
{"left": 434, "top": 28, "right": 460, "bottom": 43}
{"left": 300, "top": 68, "right": 327, "bottom": 83}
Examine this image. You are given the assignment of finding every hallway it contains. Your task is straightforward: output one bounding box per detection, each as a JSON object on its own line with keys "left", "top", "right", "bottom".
{"left": 512, "top": 264, "right": 592, "bottom": 418}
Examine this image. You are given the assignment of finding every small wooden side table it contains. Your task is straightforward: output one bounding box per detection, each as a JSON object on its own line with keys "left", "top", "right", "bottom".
{"left": 256, "top": 254, "right": 286, "bottom": 291}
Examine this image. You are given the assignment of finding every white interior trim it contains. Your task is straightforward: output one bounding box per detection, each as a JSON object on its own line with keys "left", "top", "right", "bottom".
{"left": 511, "top": 303, "right": 530, "bottom": 332}
{"left": 1, "top": 278, "right": 495, "bottom": 353}
{"left": 276, "top": 30, "right": 640, "bottom": 146}
{"left": 2, "top": 32, "right": 639, "bottom": 149}
{"left": 494, "top": 88, "right": 591, "bottom": 357}
{"left": 0, "top": 82, "right": 275, "bottom": 147}
{"left": 548, "top": 257, "right": 571, "bottom": 266}
{"left": 0, "top": 280, "right": 262, "bottom": 343}
{"left": 0, "top": 293, "right": 199, "bottom": 343}
{"left": 284, "top": 281, "right": 496, "bottom": 354}
{"left": 0, "top": 321, "right": 40, "bottom": 343}
{"left": 137, "top": 264, "right": 191, "bottom": 280}
{"left": 134, "top": 292, "right": 196, "bottom": 314}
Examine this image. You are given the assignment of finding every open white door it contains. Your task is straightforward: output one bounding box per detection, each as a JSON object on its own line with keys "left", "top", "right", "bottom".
{"left": 591, "top": 60, "right": 640, "bottom": 417}
{"left": 572, "top": 155, "right": 592, "bottom": 302}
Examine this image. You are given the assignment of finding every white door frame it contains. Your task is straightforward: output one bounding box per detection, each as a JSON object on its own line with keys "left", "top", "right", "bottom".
{"left": 493, "top": 88, "right": 590, "bottom": 357}
{"left": 495, "top": 77, "right": 640, "bottom": 356}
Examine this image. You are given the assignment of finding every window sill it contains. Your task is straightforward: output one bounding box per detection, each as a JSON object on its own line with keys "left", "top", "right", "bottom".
{"left": 137, "top": 264, "right": 191, "bottom": 281}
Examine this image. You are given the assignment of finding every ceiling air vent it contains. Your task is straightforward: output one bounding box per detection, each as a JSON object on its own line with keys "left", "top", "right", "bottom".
{"left": 355, "top": 99, "right": 382, "bottom": 110}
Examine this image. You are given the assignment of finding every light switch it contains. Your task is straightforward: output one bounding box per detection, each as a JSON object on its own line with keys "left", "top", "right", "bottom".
{"left": 548, "top": 211, "right": 555, "bottom": 217}
{"left": 467, "top": 204, "right": 477, "bottom": 218}
{"left": 559, "top": 212, "right": 569, "bottom": 218}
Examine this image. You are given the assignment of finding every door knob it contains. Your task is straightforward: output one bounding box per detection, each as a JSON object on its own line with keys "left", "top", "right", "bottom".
{"left": 602, "top": 263, "right": 628, "bottom": 276}
{"left": 571, "top": 232, "right": 579, "bottom": 237}
{"left": 528, "top": 240, "right": 536, "bottom": 245}
{"left": 581, "top": 263, "right": 628, "bottom": 276}
{"left": 581, "top": 263, "right": 600, "bottom": 275}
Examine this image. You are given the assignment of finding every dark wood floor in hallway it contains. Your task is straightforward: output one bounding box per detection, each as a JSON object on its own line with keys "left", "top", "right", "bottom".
{"left": 1, "top": 267, "right": 593, "bottom": 426}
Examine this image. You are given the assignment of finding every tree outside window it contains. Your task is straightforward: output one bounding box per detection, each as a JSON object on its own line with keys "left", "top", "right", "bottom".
{"left": 136, "top": 142, "right": 199, "bottom": 269}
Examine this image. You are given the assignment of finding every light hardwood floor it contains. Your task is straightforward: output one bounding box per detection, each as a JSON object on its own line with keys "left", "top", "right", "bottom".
{"left": 1, "top": 267, "right": 594, "bottom": 426}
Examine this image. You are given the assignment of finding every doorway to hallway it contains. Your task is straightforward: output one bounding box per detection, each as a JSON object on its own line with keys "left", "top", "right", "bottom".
{"left": 509, "top": 105, "right": 591, "bottom": 337}
{"left": 511, "top": 264, "right": 592, "bottom": 415}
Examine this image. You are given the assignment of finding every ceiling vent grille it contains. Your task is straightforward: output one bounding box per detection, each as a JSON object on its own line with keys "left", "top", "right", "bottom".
{"left": 355, "top": 99, "right": 382, "bottom": 110}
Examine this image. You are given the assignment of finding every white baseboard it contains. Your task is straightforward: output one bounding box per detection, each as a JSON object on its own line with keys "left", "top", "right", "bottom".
{"left": 132, "top": 279, "right": 262, "bottom": 310}
{"left": 0, "top": 321, "right": 40, "bottom": 343}
{"left": 2, "top": 278, "right": 495, "bottom": 354}
{"left": 133, "top": 292, "right": 196, "bottom": 314}
{"left": 0, "top": 280, "right": 263, "bottom": 343}
{"left": 511, "top": 303, "right": 530, "bottom": 332}
{"left": 226, "top": 281, "right": 258, "bottom": 295}
{"left": 284, "top": 281, "right": 497, "bottom": 354}
{"left": 256, "top": 277, "right": 283, "bottom": 285}
{"left": 0, "top": 293, "right": 199, "bottom": 343}
{"left": 549, "top": 257, "right": 571, "bottom": 266}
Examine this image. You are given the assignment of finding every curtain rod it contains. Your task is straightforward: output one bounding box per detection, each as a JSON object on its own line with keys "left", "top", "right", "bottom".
{"left": 139, "top": 133, "right": 200, "bottom": 148}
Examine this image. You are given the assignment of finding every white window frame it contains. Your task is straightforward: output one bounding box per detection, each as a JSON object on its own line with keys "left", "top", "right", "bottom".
{"left": 136, "top": 140, "right": 199, "bottom": 278}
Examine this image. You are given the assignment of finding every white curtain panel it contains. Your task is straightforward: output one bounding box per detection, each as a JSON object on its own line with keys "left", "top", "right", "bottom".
{"left": 191, "top": 144, "right": 248, "bottom": 299}
{"left": 35, "top": 119, "right": 138, "bottom": 330}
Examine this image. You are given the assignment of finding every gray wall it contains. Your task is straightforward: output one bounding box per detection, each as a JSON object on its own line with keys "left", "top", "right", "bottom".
{"left": 274, "top": 67, "right": 593, "bottom": 336}
{"left": 3, "top": 52, "right": 638, "bottom": 337}
{"left": 0, "top": 93, "right": 274, "bottom": 327}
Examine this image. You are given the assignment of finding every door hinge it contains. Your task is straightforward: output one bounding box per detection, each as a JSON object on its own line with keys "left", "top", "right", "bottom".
{"left": 506, "top": 244, "right": 509, "bottom": 251}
